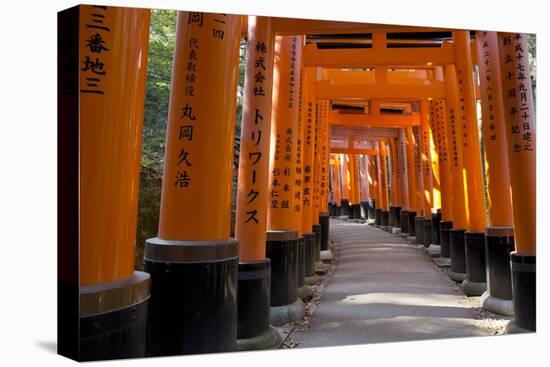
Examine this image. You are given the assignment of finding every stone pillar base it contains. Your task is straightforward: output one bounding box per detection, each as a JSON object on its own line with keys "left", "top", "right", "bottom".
{"left": 236, "top": 326, "right": 283, "bottom": 351}
{"left": 461, "top": 279, "right": 487, "bottom": 296}
{"left": 270, "top": 298, "right": 305, "bottom": 326}
{"left": 480, "top": 291, "right": 514, "bottom": 316}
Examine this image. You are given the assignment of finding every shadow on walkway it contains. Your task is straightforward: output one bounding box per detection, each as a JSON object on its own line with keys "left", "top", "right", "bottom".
{"left": 291, "top": 219, "right": 495, "bottom": 348}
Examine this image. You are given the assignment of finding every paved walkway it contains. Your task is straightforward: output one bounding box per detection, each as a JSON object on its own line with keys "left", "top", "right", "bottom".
{"left": 291, "top": 219, "right": 496, "bottom": 348}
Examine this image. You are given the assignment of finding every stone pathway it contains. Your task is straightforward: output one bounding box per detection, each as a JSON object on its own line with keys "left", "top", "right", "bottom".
{"left": 290, "top": 219, "right": 508, "bottom": 348}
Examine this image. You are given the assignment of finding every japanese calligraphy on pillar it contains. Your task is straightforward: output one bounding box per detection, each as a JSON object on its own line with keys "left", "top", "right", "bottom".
{"left": 269, "top": 36, "right": 301, "bottom": 218}
{"left": 436, "top": 101, "right": 450, "bottom": 164}
{"left": 271, "top": 131, "right": 282, "bottom": 208}
{"left": 166, "top": 12, "right": 236, "bottom": 193}
{"left": 319, "top": 101, "right": 329, "bottom": 209}
{"left": 303, "top": 98, "right": 315, "bottom": 207}
{"left": 238, "top": 19, "right": 272, "bottom": 227}
{"left": 80, "top": 5, "right": 110, "bottom": 95}
{"left": 446, "top": 81, "right": 461, "bottom": 168}
{"left": 477, "top": 32, "right": 501, "bottom": 143}
{"left": 288, "top": 37, "right": 297, "bottom": 108}
{"left": 456, "top": 66, "right": 468, "bottom": 148}
{"left": 499, "top": 33, "right": 535, "bottom": 154}
{"left": 312, "top": 101, "right": 323, "bottom": 211}
{"left": 294, "top": 74, "right": 303, "bottom": 214}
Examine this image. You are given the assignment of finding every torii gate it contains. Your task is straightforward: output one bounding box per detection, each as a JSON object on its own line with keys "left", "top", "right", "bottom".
{"left": 67, "top": 8, "right": 536, "bottom": 361}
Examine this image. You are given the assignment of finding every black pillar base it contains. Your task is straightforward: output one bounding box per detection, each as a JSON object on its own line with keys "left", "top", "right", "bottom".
{"left": 439, "top": 221, "right": 453, "bottom": 259}
{"left": 340, "top": 199, "right": 350, "bottom": 217}
{"left": 335, "top": 205, "right": 341, "bottom": 217}
{"left": 237, "top": 260, "right": 272, "bottom": 340}
{"left": 374, "top": 208, "right": 383, "bottom": 225}
{"left": 266, "top": 231, "right": 299, "bottom": 307}
{"left": 449, "top": 229, "right": 467, "bottom": 282}
{"left": 389, "top": 206, "right": 401, "bottom": 228}
{"left": 483, "top": 227, "right": 514, "bottom": 315}
{"left": 319, "top": 213, "right": 329, "bottom": 251}
{"left": 367, "top": 198, "right": 376, "bottom": 220}
{"left": 297, "top": 237, "right": 305, "bottom": 288}
{"left": 415, "top": 216, "right": 425, "bottom": 245}
{"left": 144, "top": 238, "right": 238, "bottom": 356}
{"left": 355, "top": 204, "right": 362, "bottom": 219}
{"left": 400, "top": 210, "right": 409, "bottom": 234}
{"left": 312, "top": 224, "right": 322, "bottom": 262}
{"left": 350, "top": 204, "right": 361, "bottom": 219}
{"left": 463, "top": 231, "right": 487, "bottom": 296}
{"left": 381, "top": 210, "right": 390, "bottom": 227}
{"left": 423, "top": 218, "right": 433, "bottom": 248}
{"left": 79, "top": 272, "right": 150, "bottom": 361}
{"left": 360, "top": 201, "right": 368, "bottom": 219}
{"left": 431, "top": 211, "right": 442, "bottom": 245}
{"left": 303, "top": 232, "right": 316, "bottom": 277}
{"left": 510, "top": 252, "right": 536, "bottom": 331}
{"left": 407, "top": 211, "right": 417, "bottom": 237}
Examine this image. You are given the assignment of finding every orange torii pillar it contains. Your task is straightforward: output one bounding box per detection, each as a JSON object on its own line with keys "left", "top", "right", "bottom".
{"left": 311, "top": 100, "right": 324, "bottom": 264}
{"left": 454, "top": 30, "right": 489, "bottom": 296}
{"left": 266, "top": 35, "right": 305, "bottom": 325}
{"left": 350, "top": 155, "right": 362, "bottom": 219}
{"left": 318, "top": 100, "right": 331, "bottom": 253}
{"left": 387, "top": 137, "right": 401, "bottom": 230}
{"left": 367, "top": 154, "right": 378, "bottom": 223}
{"left": 293, "top": 69, "right": 314, "bottom": 302}
{"left": 327, "top": 155, "right": 335, "bottom": 215}
{"left": 394, "top": 128, "right": 410, "bottom": 234}
{"left": 401, "top": 126, "right": 418, "bottom": 236}
{"left": 60, "top": 5, "right": 151, "bottom": 361}
{"left": 407, "top": 126, "right": 424, "bottom": 240}
{"left": 340, "top": 153, "right": 352, "bottom": 217}
{"left": 498, "top": 32, "right": 536, "bottom": 331}
{"left": 301, "top": 67, "right": 318, "bottom": 284}
{"left": 347, "top": 154, "right": 357, "bottom": 219}
{"left": 347, "top": 153, "right": 357, "bottom": 218}
{"left": 444, "top": 64, "right": 471, "bottom": 282}
{"left": 475, "top": 31, "right": 515, "bottom": 316}
{"left": 433, "top": 99, "right": 455, "bottom": 265}
{"left": 331, "top": 153, "right": 343, "bottom": 217}
{"left": 427, "top": 101, "right": 443, "bottom": 250}
{"left": 359, "top": 155, "right": 369, "bottom": 219}
{"left": 328, "top": 157, "right": 335, "bottom": 215}
{"left": 145, "top": 12, "right": 241, "bottom": 356}
{"left": 416, "top": 100, "right": 434, "bottom": 244}
{"left": 234, "top": 16, "right": 283, "bottom": 348}
{"left": 377, "top": 141, "right": 391, "bottom": 227}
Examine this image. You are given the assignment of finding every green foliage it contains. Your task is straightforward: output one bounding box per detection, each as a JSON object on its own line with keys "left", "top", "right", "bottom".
{"left": 142, "top": 9, "right": 177, "bottom": 165}
{"left": 135, "top": 9, "right": 177, "bottom": 269}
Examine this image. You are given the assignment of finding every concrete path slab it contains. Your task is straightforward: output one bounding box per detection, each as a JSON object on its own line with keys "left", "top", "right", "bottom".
{"left": 291, "top": 219, "right": 503, "bottom": 348}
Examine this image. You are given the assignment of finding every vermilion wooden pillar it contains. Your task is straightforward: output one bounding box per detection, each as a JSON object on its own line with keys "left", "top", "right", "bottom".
{"left": 234, "top": 16, "right": 282, "bottom": 347}
{"left": 145, "top": 12, "right": 241, "bottom": 356}
{"left": 498, "top": 32, "right": 536, "bottom": 331}
{"left": 454, "top": 30, "right": 489, "bottom": 296}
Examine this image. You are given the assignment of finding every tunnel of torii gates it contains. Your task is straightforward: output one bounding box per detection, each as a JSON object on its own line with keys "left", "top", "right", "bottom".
{"left": 66, "top": 6, "right": 536, "bottom": 361}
